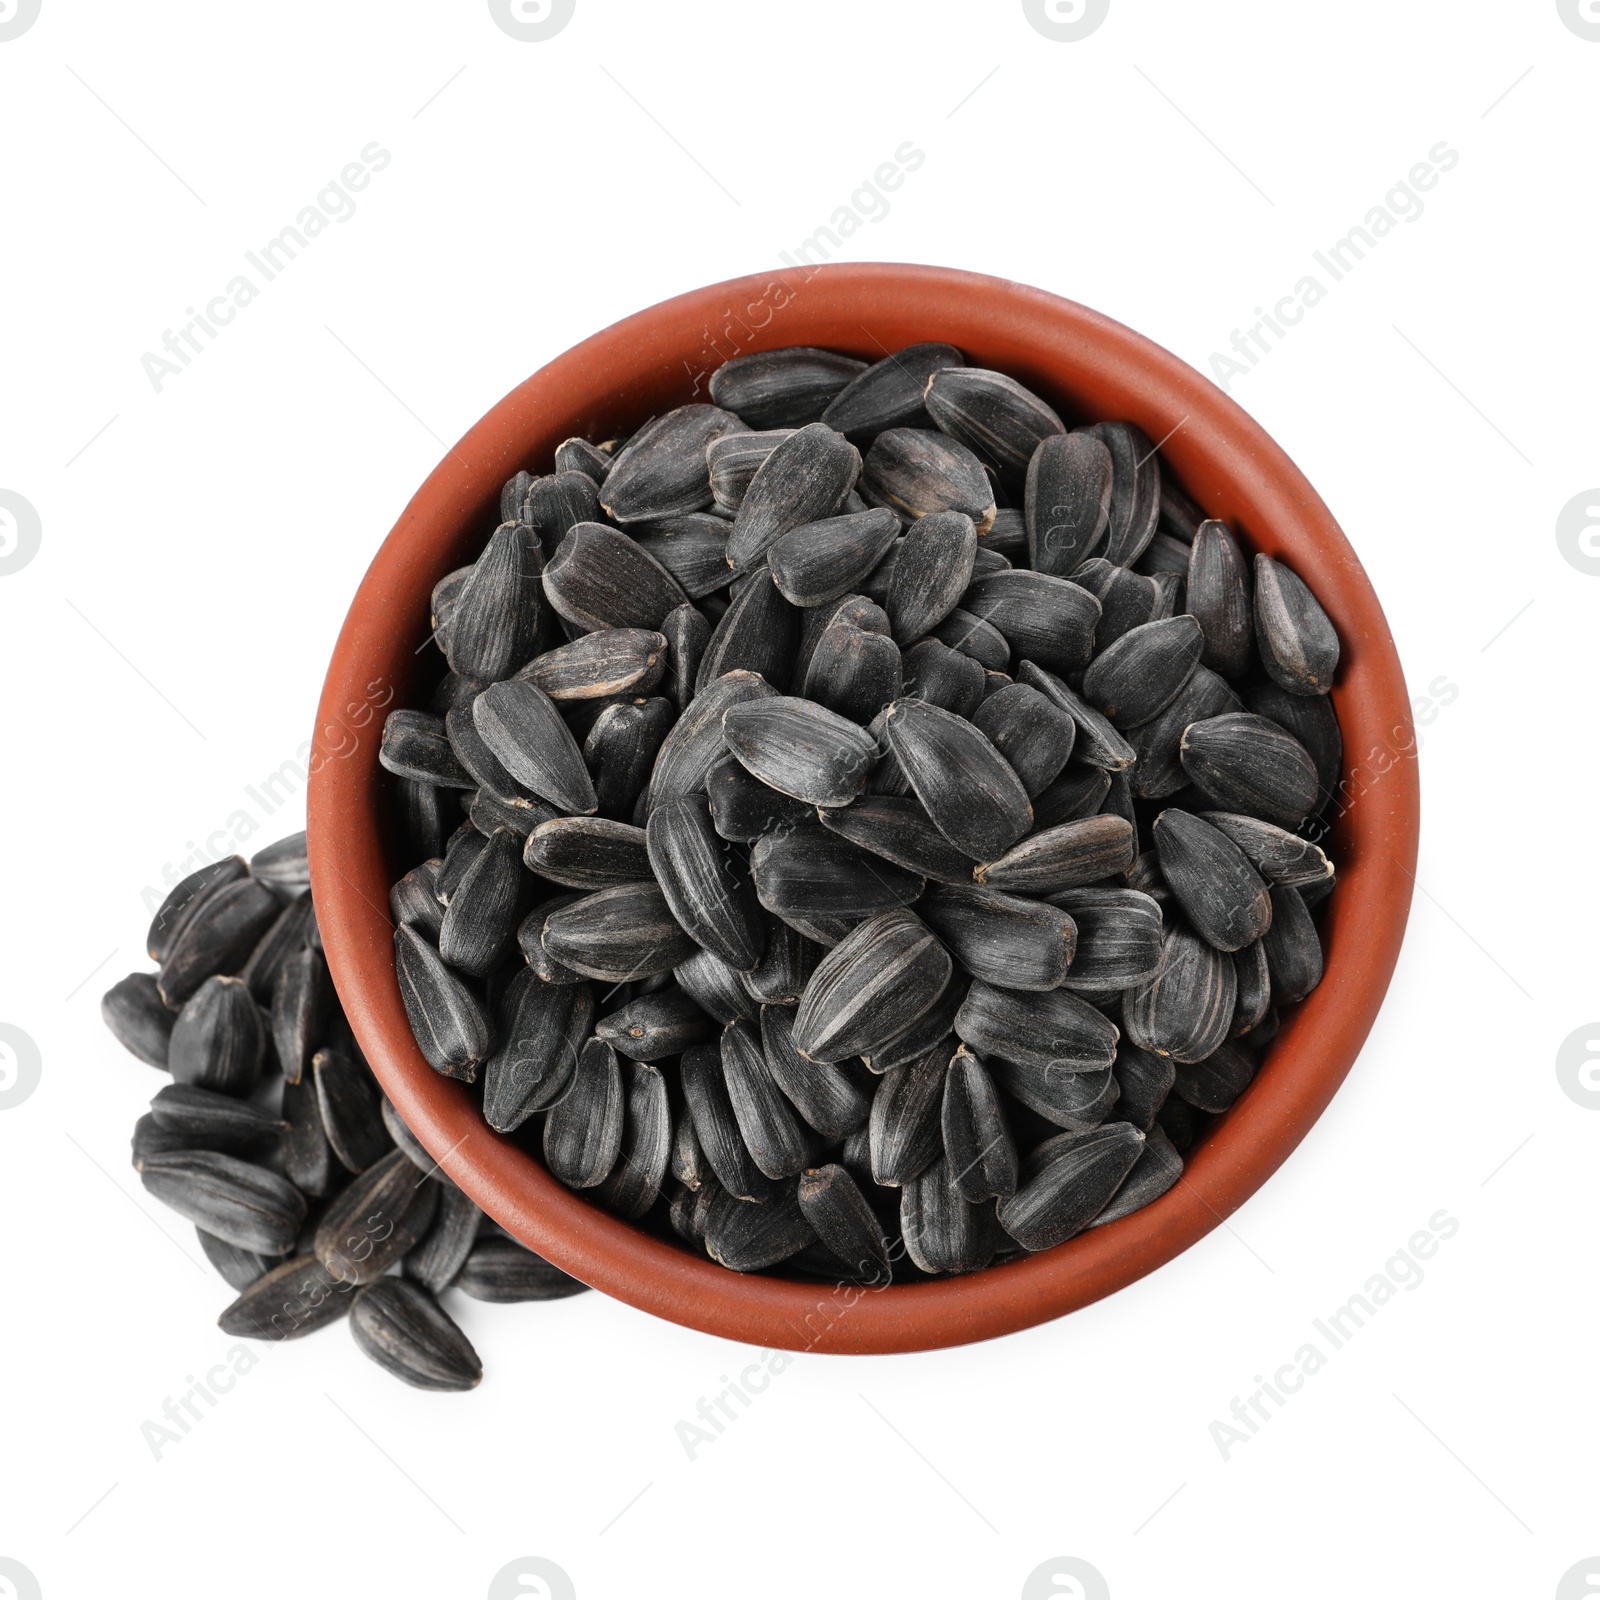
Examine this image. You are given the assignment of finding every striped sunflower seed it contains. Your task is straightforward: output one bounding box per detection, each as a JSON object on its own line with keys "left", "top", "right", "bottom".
{"left": 955, "top": 980, "right": 1118, "bottom": 1074}
{"left": 660, "top": 602, "right": 712, "bottom": 706}
{"left": 633, "top": 516, "right": 734, "bottom": 601}
{"left": 726, "top": 423, "right": 862, "bottom": 572}
{"left": 596, "top": 986, "right": 715, "bottom": 1060}
{"left": 820, "top": 342, "right": 964, "bottom": 439}
{"left": 1024, "top": 432, "right": 1112, "bottom": 575}
{"left": 1245, "top": 680, "right": 1343, "bottom": 814}
{"left": 316, "top": 1148, "right": 440, "bottom": 1285}
{"left": 738, "top": 918, "right": 821, "bottom": 1008}
{"left": 249, "top": 832, "right": 309, "bottom": 899}
{"left": 704, "top": 1184, "right": 814, "bottom": 1272}
{"left": 517, "top": 627, "right": 666, "bottom": 701}
{"left": 350, "top": 1278, "right": 482, "bottom": 1391}
{"left": 394, "top": 924, "right": 492, "bottom": 1081}
{"left": 1172, "top": 1039, "right": 1257, "bottom": 1114}
{"left": 760, "top": 1003, "right": 871, "bottom": 1139}
{"left": 1254, "top": 554, "right": 1339, "bottom": 696}
{"left": 722, "top": 695, "right": 877, "bottom": 808}
{"left": 901, "top": 1153, "right": 999, "bottom": 1274}
{"left": 149, "top": 1083, "right": 283, "bottom": 1151}
{"left": 1048, "top": 887, "right": 1164, "bottom": 991}
{"left": 722, "top": 1017, "right": 820, "bottom": 1179}
{"left": 456, "top": 1238, "right": 589, "bottom": 1301}
{"left": 793, "top": 908, "right": 952, "bottom": 1062}
{"left": 710, "top": 347, "right": 866, "bottom": 429}
{"left": 797, "top": 1163, "right": 892, "bottom": 1284}
{"left": 141, "top": 1150, "right": 306, "bottom": 1256}
{"left": 472, "top": 679, "right": 598, "bottom": 815}
{"left": 1201, "top": 812, "right": 1333, "bottom": 889}
{"left": 598, "top": 404, "right": 745, "bottom": 523}
{"left": 859, "top": 979, "right": 965, "bottom": 1074}
{"left": 1125, "top": 664, "right": 1243, "bottom": 799}
{"left": 147, "top": 856, "right": 247, "bottom": 962}
{"left": 1186, "top": 521, "right": 1253, "bottom": 677}
{"left": 646, "top": 670, "right": 778, "bottom": 810}
{"left": 170, "top": 975, "right": 266, "bottom": 1096}
{"left": 975, "top": 814, "right": 1135, "bottom": 895}
{"left": 541, "top": 881, "right": 698, "bottom": 982}
{"left": 867, "top": 1045, "right": 947, "bottom": 1187}
{"left": 961, "top": 570, "right": 1101, "bottom": 676}
{"left": 925, "top": 367, "right": 1064, "bottom": 474}
{"left": 998, "top": 1123, "right": 1144, "bottom": 1250}
{"left": 584, "top": 696, "right": 676, "bottom": 815}
{"left": 282, "top": 1074, "right": 337, "bottom": 1198}
{"left": 1261, "top": 883, "right": 1324, "bottom": 1002}
{"left": 379, "top": 709, "right": 475, "bottom": 788}
{"left": 218, "top": 1254, "right": 352, "bottom": 1341}
{"left": 524, "top": 470, "right": 603, "bottom": 557}
{"left": 1232, "top": 937, "right": 1273, "bottom": 1036}
{"left": 920, "top": 883, "right": 1077, "bottom": 993}
{"left": 705, "top": 752, "right": 813, "bottom": 843}
{"left": 859, "top": 427, "right": 996, "bottom": 533}
{"left": 438, "top": 826, "right": 524, "bottom": 977}
{"left": 443, "top": 522, "right": 544, "bottom": 682}
{"left": 481, "top": 971, "right": 593, "bottom": 1131}
{"left": 970, "top": 682, "right": 1077, "bottom": 797}
{"left": 311, "top": 1047, "right": 390, "bottom": 1173}
{"left": 1088, "top": 1124, "right": 1182, "bottom": 1227}
{"left": 930, "top": 606, "right": 1010, "bottom": 671}
{"left": 1071, "top": 557, "right": 1162, "bottom": 648}
{"left": 752, "top": 825, "right": 923, "bottom": 931}
{"left": 1081, "top": 615, "right": 1204, "bottom": 729}
{"left": 554, "top": 437, "right": 610, "bottom": 485}
{"left": 524, "top": 816, "right": 652, "bottom": 890}
{"left": 1179, "top": 712, "right": 1320, "bottom": 830}
{"left": 707, "top": 428, "right": 796, "bottom": 511}
{"left": 544, "top": 522, "right": 689, "bottom": 632}
{"left": 158, "top": 877, "right": 282, "bottom": 1009}
{"left": 768, "top": 508, "right": 902, "bottom": 609}
{"left": 695, "top": 569, "right": 800, "bottom": 689}
{"left": 517, "top": 893, "right": 586, "bottom": 984}
{"left": 885, "top": 510, "right": 978, "bottom": 644}
{"left": 942, "top": 1045, "right": 1018, "bottom": 1202}
{"left": 646, "top": 794, "right": 766, "bottom": 969}
{"left": 1123, "top": 923, "right": 1237, "bottom": 1063}
{"left": 803, "top": 622, "right": 903, "bottom": 723}
{"left": 1032, "top": 764, "right": 1113, "bottom": 830}
{"left": 1152, "top": 809, "right": 1272, "bottom": 953}
{"left": 680, "top": 1041, "right": 768, "bottom": 1200}
{"left": 594, "top": 1061, "right": 672, "bottom": 1220}
{"left": 130, "top": 1113, "right": 190, "bottom": 1170}
{"left": 238, "top": 889, "right": 316, "bottom": 1001}
{"left": 1111, "top": 1042, "right": 1176, "bottom": 1132}
{"left": 404, "top": 1179, "right": 481, "bottom": 1294}
{"left": 543, "top": 1037, "right": 625, "bottom": 1188}
{"left": 102, "top": 972, "right": 175, "bottom": 1069}
{"left": 1017, "top": 662, "right": 1135, "bottom": 772}
{"left": 815, "top": 793, "right": 977, "bottom": 886}
{"left": 1080, "top": 421, "right": 1161, "bottom": 568}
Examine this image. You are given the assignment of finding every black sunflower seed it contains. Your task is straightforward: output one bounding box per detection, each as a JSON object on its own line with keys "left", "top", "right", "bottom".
{"left": 868, "top": 1044, "right": 947, "bottom": 1187}
{"left": 920, "top": 883, "right": 1077, "bottom": 993}
{"left": 393, "top": 924, "right": 493, "bottom": 1081}
{"left": 1232, "top": 937, "right": 1273, "bottom": 1035}
{"left": 1088, "top": 1124, "right": 1183, "bottom": 1226}
{"left": 282, "top": 1075, "right": 337, "bottom": 1198}
{"left": 1023, "top": 432, "right": 1112, "bottom": 575}
{"left": 404, "top": 1179, "right": 481, "bottom": 1294}
{"left": 705, "top": 753, "right": 813, "bottom": 843}
{"left": 901, "top": 637, "right": 986, "bottom": 719}
{"left": 883, "top": 697, "right": 1032, "bottom": 862}
{"left": 727, "top": 423, "right": 862, "bottom": 572}
{"left": 925, "top": 367, "right": 1064, "bottom": 474}
{"left": 1032, "top": 763, "right": 1113, "bottom": 830}
{"left": 1123, "top": 922, "right": 1237, "bottom": 1063}
{"left": 738, "top": 918, "right": 821, "bottom": 1007}
{"left": 524, "top": 470, "right": 604, "bottom": 557}
{"left": 1081, "top": 615, "right": 1204, "bottom": 729}
{"left": 942, "top": 1045, "right": 1018, "bottom": 1202}
{"left": 517, "top": 628, "right": 667, "bottom": 702}
{"left": 710, "top": 346, "right": 866, "bottom": 429}
{"left": 1186, "top": 521, "right": 1253, "bottom": 677}
{"left": 1253, "top": 554, "right": 1339, "bottom": 695}
{"left": 722, "top": 695, "right": 878, "bottom": 809}
{"left": 1203, "top": 811, "right": 1332, "bottom": 889}
{"left": 955, "top": 980, "right": 1119, "bottom": 1074}
{"left": 472, "top": 679, "right": 597, "bottom": 815}
{"left": 646, "top": 793, "right": 766, "bottom": 969}
{"left": 593, "top": 1061, "right": 672, "bottom": 1220}
{"left": 793, "top": 908, "right": 952, "bottom": 1062}
{"left": 197, "top": 1227, "right": 270, "bottom": 1291}
{"left": 708, "top": 428, "right": 796, "bottom": 512}
{"left": 970, "top": 682, "right": 1076, "bottom": 797}
{"left": 975, "top": 814, "right": 1134, "bottom": 896}
{"left": 380, "top": 708, "right": 476, "bottom": 788}
{"left": 540, "top": 881, "right": 699, "bottom": 982}
{"left": 350, "top": 1278, "right": 482, "bottom": 1391}
{"left": 158, "top": 877, "right": 282, "bottom": 1010}
{"left": 1152, "top": 809, "right": 1272, "bottom": 953}
{"left": 130, "top": 1112, "right": 193, "bottom": 1169}
{"left": 217, "top": 1254, "right": 352, "bottom": 1341}
{"left": 859, "top": 427, "right": 996, "bottom": 533}
{"left": 633, "top": 516, "right": 733, "bottom": 601}
{"left": 443, "top": 522, "right": 544, "bottom": 682}
{"left": 820, "top": 342, "right": 964, "bottom": 439}
{"left": 149, "top": 1083, "right": 284, "bottom": 1151}
{"left": 524, "top": 816, "right": 652, "bottom": 890}
{"left": 815, "top": 793, "right": 977, "bottom": 886}
{"left": 598, "top": 404, "right": 745, "bottom": 523}
{"left": 1125, "top": 664, "right": 1243, "bottom": 800}
{"left": 993, "top": 1055, "right": 1118, "bottom": 1129}
{"left": 797, "top": 1163, "right": 892, "bottom": 1284}
{"left": 1179, "top": 713, "right": 1320, "bottom": 830}
{"left": 435, "top": 823, "right": 488, "bottom": 905}
{"left": 721, "top": 1017, "right": 820, "bottom": 1179}
{"left": 695, "top": 572, "right": 800, "bottom": 691}
{"left": 797, "top": 590, "right": 890, "bottom": 684}
{"left": 597, "top": 985, "right": 715, "bottom": 1060}
{"left": 170, "top": 975, "right": 266, "bottom": 1096}
{"left": 750, "top": 825, "right": 923, "bottom": 929}
{"left": 102, "top": 972, "right": 175, "bottom": 1069}
{"left": 760, "top": 1003, "right": 871, "bottom": 1139}
{"left": 1261, "top": 883, "right": 1324, "bottom": 1002}
{"left": 311, "top": 1047, "right": 391, "bottom": 1173}
{"left": 703, "top": 1184, "right": 813, "bottom": 1272}
{"left": 316, "top": 1147, "right": 440, "bottom": 1285}
{"left": 1017, "top": 662, "right": 1136, "bottom": 773}
{"left": 1111, "top": 1042, "right": 1176, "bottom": 1131}
{"left": 236, "top": 890, "right": 316, "bottom": 1002}
{"left": 768, "top": 508, "right": 902, "bottom": 609}
{"left": 901, "top": 1153, "right": 1000, "bottom": 1274}
{"left": 544, "top": 1037, "right": 625, "bottom": 1188}
{"left": 147, "top": 856, "right": 247, "bottom": 962}
{"left": 1172, "top": 1038, "right": 1257, "bottom": 1113}
{"left": 962, "top": 570, "right": 1100, "bottom": 676}
{"left": 585, "top": 695, "right": 677, "bottom": 816}
{"left": 679, "top": 1041, "right": 768, "bottom": 1201}
{"left": 543, "top": 522, "right": 690, "bottom": 633}
{"left": 380, "top": 1096, "right": 435, "bottom": 1173}
{"left": 930, "top": 606, "right": 1010, "bottom": 671}
{"left": 859, "top": 978, "right": 965, "bottom": 1074}
{"left": 803, "top": 621, "right": 904, "bottom": 723}
{"left": 1245, "top": 681, "right": 1343, "bottom": 814}
{"left": 481, "top": 971, "right": 593, "bottom": 1131}
{"left": 141, "top": 1150, "right": 306, "bottom": 1256}
{"left": 1047, "top": 886, "right": 1164, "bottom": 991}
{"left": 555, "top": 436, "right": 610, "bottom": 485}
{"left": 455, "top": 1238, "right": 590, "bottom": 1302}
{"left": 885, "top": 510, "right": 979, "bottom": 643}
{"left": 1080, "top": 421, "right": 1161, "bottom": 568}
{"left": 397, "top": 776, "right": 449, "bottom": 860}
{"left": 438, "top": 826, "right": 524, "bottom": 977}
{"left": 999, "top": 1123, "right": 1144, "bottom": 1249}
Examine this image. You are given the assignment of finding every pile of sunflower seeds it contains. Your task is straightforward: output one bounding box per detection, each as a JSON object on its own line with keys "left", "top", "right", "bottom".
{"left": 102, "top": 833, "right": 588, "bottom": 1392}
{"left": 381, "top": 342, "right": 1342, "bottom": 1282}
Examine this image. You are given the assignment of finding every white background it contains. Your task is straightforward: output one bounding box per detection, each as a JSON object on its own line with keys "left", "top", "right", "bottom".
{"left": 1, "top": 2, "right": 1593, "bottom": 1597}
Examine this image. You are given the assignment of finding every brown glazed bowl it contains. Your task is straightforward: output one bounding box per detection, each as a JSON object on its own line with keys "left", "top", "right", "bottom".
{"left": 308, "top": 264, "right": 1419, "bottom": 1354}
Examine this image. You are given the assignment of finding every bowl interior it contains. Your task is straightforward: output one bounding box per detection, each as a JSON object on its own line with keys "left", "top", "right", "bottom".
{"left": 308, "top": 264, "right": 1418, "bottom": 1354}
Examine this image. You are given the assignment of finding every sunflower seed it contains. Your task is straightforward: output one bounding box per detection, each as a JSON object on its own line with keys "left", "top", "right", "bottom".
{"left": 704, "top": 1184, "right": 813, "bottom": 1271}
{"left": 350, "top": 1278, "right": 481, "bottom": 1390}
{"left": 130, "top": 1113, "right": 191, "bottom": 1170}
{"left": 481, "top": 970, "right": 593, "bottom": 1130}
{"left": 1136, "top": 530, "right": 1194, "bottom": 578}
{"left": 1074, "top": 557, "right": 1164, "bottom": 649}
{"left": 147, "top": 856, "right": 248, "bottom": 962}
{"left": 929, "top": 607, "right": 1010, "bottom": 672}
{"left": 955, "top": 980, "right": 1119, "bottom": 1074}
{"left": 901, "top": 637, "right": 986, "bottom": 718}
{"left": 517, "top": 894, "right": 586, "bottom": 984}
{"left": 695, "top": 571, "right": 800, "bottom": 690}
{"left": 1254, "top": 554, "right": 1339, "bottom": 695}
{"left": 1245, "top": 681, "right": 1343, "bottom": 813}
{"left": 593, "top": 1060, "right": 672, "bottom": 1220}
{"left": 1111, "top": 1042, "right": 1175, "bottom": 1131}
{"left": 902, "top": 1153, "right": 1000, "bottom": 1273}
{"left": 760, "top": 1003, "right": 871, "bottom": 1138}
{"left": 1123, "top": 922, "right": 1237, "bottom": 1063}
{"left": 751, "top": 825, "right": 922, "bottom": 928}
{"left": 796, "top": 1163, "right": 891, "bottom": 1284}
{"left": 1179, "top": 713, "right": 1320, "bottom": 829}
{"left": 555, "top": 436, "right": 610, "bottom": 485}
{"left": 540, "top": 881, "right": 698, "bottom": 982}
{"left": 598, "top": 404, "right": 745, "bottom": 523}
{"left": 999, "top": 1123, "right": 1144, "bottom": 1249}
{"left": 517, "top": 628, "right": 667, "bottom": 701}
{"left": 1157, "top": 1095, "right": 1196, "bottom": 1152}
{"left": 236, "top": 890, "right": 316, "bottom": 1001}
{"left": 403, "top": 1179, "right": 481, "bottom": 1294}
{"left": 821, "top": 342, "right": 964, "bottom": 438}
{"left": 524, "top": 817, "right": 651, "bottom": 891}
{"left": 859, "top": 976, "right": 965, "bottom": 1074}
{"left": 310, "top": 1047, "right": 389, "bottom": 1173}
{"left": 443, "top": 522, "right": 544, "bottom": 682}
{"left": 436, "top": 823, "right": 488, "bottom": 906}
{"left": 1017, "top": 662, "right": 1136, "bottom": 772}
{"left": 378, "top": 1096, "right": 435, "bottom": 1173}
{"left": 658, "top": 604, "right": 712, "bottom": 710}
{"left": 166, "top": 975, "right": 265, "bottom": 1097}
{"left": 925, "top": 367, "right": 1064, "bottom": 475}
{"left": 868, "top": 1045, "right": 947, "bottom": 1186}
{"left": 437, "top": 826, "right": 524, "bottom": 977}
{"left": 859, "top": 427, "right": 996, "bottom": 533}
{"left": 705, "top": 753, "right": 814, "bottom": 842}
{"left": 316, "top": 1147, "right": 440, "bottom": 1285}
{"left": 544, "top": 1037, "right": 626, "bottom": 1188}
{"left": 1184, "top": 520, "right": 1253, "bottom": 677}
{"left": 1048, "top": 887, "right": 1164, "bottom": 991}
{"left": 398, "top": 776, "right": 449, "bottom": 860}
{"left": 970, "top": 682, "right": 1076, "bottom": 797}
{"left": 158, "top": 878, "right": 282, "bottom": 1009}
{"left": 394, "top": 924, "right": 492, "bottom": 1081}
{"left": 1088, "top": 1123, "right": 1182, "bottom": 1227}
{"left": 1082, "top": 615, "right": 1204, "bottom": 729}
{"left": 884, "top": 697, "right": 1032, "bottom": 861}
{"left": 974, "top": 814, "right": 1134, "bottom": 897}
{"left": 1231, "top": 937, "right": 1273, "bottom": 1036}
{"left": 738, "top": 919, "right": 821, "bottom": 1008}
{"left": 141, "top": 1150, "right": 305, "bottom": 1255}
{"left": 707, "top": 428, "right": 797, "bottom": 511}
{"left": 102, "top": 972, "right": 175, "bottom": 1069}
{"left": 884, "top": 510, "right": 979, "bottom": 644}
{"left": 249, "top": 832, "right": 309, "bottom": 899}
{"left": 543, "top": 522, "right": 690, "bottom": 632}
{"left": 768, "top": 507, "right": 901, "bottom": 608}
{"left": 962, "top": 570, "right": 1100, "bottom": 676}
{"left": 455, "top": 1238, "right": 590, "bottom": 1302}
{"left": 797, "top": 590, "right": 889, "bottom": 685}
{"left": 815, "top": 793, "right": 977, "bottom": 886}
{"left": 727, "top": 423, "right": 862, "bottom": 571}
{"left": 471, "top": 679, "right": 597, "bottom": 815}
{"left": 1202, "top": 812, "right": 1333, "bottom": 889}
{"left": 679, "top": 1041, "right": 767, "bottom": 1200}
{"left": 632, "top": 517, "right": 733, "bottom": 601}
{"left": 197, "top": 1227, "right": 271, "bottom": 1291}
{"left": 282, "top": 1074, "right": 337, "bottom": 1197}
{"left": 1081, "top": 421, "right": 1161, "bottom": 568}
{"left": 1125, "top": 664, "right": 1243, "bottom": 799}
{"left": 380, "top": 709, "right": 475, "bottom": 788}
{"left": 596, "top": 986, "right": 715, "bottom": 1061}
{"left": 646, "top": 793, "right": 766, "bottom": 969}
{"left": 942, "top": 1045, "right": 1018, "bottom": 1202}
{"left": 524, "top": 468, "right": 607, "bottom": 562}
{"left": 585, "top": 696, "right": 677, "bottom": 816}
{"left": 1152, "top": 809, "right": 1272, "bottom": 953}
{"left": 710, "top": 347, "right": 866, "bottom": 429}
{"left": 217, "top": 1254, "right": 352, "bottom": 1341}
{"left": 802, "top": 622, "right": 903, "bottom": 723}
{"left": 721, "top": 1017, "right": 820, "bottom": 1179}
{"left": 921, "top": 883, "right": 1077, "bottom": 992}
{"left": 1032, "top": 764, "right": 1114, "bottom": 830}
{"left": 721, "top": 695, "right": 877, "bottom": 809}
{"left": 793, "top": 908, "right": 951, "bottom": 1062}
{"left": 1172, "top": 1038, "right": 1257, "bottom": 1113}
{"left": 1261, "top": 883, "right": 1324, "bottom": 1002}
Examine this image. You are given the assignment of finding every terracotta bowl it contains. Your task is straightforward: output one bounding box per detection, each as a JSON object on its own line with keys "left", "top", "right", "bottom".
{"left": 308, "top": 264, "right": 1419, "bottom": 1354}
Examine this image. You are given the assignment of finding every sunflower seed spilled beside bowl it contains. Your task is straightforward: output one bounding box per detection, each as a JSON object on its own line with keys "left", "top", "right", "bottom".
{"left": 104, "top": 831, "right": 589, "bottom": 1392}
